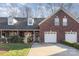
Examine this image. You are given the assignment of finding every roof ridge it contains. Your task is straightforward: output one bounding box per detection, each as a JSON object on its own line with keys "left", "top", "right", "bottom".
{"left": 38, "top": 7, "right": 79, "bottom": 25}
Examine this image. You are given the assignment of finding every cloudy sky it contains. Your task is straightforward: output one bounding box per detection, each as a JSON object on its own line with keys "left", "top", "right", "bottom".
{"left": 0, "top": 3, "right": 79, "bottom": 18}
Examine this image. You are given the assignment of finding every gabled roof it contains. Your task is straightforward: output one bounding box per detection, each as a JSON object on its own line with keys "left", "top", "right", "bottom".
{"left": 38, "top": 7, "right": 79, "bottom": 25}
{"left": 0, "top": 17, "right": 44, "bottom": 30}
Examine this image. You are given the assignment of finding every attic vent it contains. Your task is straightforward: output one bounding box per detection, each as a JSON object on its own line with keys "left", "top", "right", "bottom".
{"left": 27, "top": 18, "right": 34, "bottom": 25}
{"left": 8, "top": 16, "right": 18, "bottom": 25}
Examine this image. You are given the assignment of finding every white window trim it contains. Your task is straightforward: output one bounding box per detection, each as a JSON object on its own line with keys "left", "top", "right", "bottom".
{"left": 8, "top": 17, "right": 18, "bottom": 25}
{"left": 63, "top": 16, "right": 67, "bottom": 26}
{"left": 54, "top": 16, "right": 60, "bottom": 26}
{"left": 28, "top": 18, "right": 34, "bottom": 25}
{"left": 8, "top": 17, "right": 14, "bottom": 25}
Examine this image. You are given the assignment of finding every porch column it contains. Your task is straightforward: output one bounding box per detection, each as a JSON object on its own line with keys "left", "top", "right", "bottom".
{"left": 17, "top": 29, "right": 19, "bottom": 36}
{"left": 33, "top": 31, "right": 35, "bottom": 42}
{"left": 1, "top": 30, "right": 2, "bottom": 38}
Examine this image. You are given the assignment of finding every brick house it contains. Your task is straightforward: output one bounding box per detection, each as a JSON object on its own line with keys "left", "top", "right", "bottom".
{"left": 39, "top": 7, "right": 79, "bottom": 43}
{"left": 0, "top": 7, "right": 79, "bottom": 43}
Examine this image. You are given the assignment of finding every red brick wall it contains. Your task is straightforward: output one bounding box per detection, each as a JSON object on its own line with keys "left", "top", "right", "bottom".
{"left": 39, "top": 10, "right": 79, "bottom": 43}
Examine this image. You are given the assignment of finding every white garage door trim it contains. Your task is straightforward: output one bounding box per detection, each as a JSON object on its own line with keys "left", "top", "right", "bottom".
{"left": 44, "top": 31, "right": 57, "bottom": 43}
{"left": 65, "top": 32, "right": 77, "bottom": 43}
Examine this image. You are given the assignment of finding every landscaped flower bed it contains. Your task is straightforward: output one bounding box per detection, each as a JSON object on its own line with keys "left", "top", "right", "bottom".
{"left": 62, "top": 41, "right": 79, "bottom": 49}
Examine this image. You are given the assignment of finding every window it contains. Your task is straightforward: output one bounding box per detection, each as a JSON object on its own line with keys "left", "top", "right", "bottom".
{"left": 8, "top": 16, "right": 18, "bottom": 25}
{"left": 13, "top": 18, "right": 18, "bottom": 24}
{"left": 8, "top": 16, "right": 14, "bottom": 25}
{"left": 54, "top": 16, "right": 59, "bottom": 26}
{"left": 63, "top": 16, "right": 67, "bottom": 26}
{"left": 28, "top": 18, "right": 34, "bottom": 25}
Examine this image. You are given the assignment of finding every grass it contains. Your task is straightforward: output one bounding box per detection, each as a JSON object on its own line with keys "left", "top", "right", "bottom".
{"left": 0, "top": 43, "right": 31, "bottom": 56}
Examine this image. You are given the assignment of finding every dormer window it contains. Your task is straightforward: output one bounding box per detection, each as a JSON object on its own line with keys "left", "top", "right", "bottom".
{"left": 54, "top": 16, "right": 60, "bottom": 26}
{"left": 8, "top": 16, "right": 14, "bottom": 25}
{"left": 13, "top": 18, "right": 18, "bottom": 24}
{"left": 28, "top": 18, "right": 34, "bottom": 25}
{"left": 8, "top": 16, "right": 18, "bottom": 25}
{"left": 63, "top": 16, "right": 67, "bottom": 26}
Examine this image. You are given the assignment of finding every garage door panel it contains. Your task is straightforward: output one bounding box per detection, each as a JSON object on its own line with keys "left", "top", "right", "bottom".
{"left": 65, "top": 32, "right": 77, "bottom": 43}
{"left": 44, "top": 32, "right": 57, "bottom": 43}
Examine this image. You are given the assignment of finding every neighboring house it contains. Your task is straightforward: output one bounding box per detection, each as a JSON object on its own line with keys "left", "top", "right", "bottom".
{"left": 0, "top": 7, "right": 79, "bottom": 43}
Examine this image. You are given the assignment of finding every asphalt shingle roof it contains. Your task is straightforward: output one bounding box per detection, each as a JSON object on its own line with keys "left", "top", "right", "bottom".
{"left": 0, "top": 17, "right": 44, "bottom": 30}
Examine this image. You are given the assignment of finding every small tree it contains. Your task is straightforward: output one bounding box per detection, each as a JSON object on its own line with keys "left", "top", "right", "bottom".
{"left": 23, "top": 34, "right": 32, "bottom": 44}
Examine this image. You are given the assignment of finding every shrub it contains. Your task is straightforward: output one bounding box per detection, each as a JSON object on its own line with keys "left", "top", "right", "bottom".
{"left": 62, "top": 41, "right": 74, "bottom": 47}
{"left": 34, "top": 36, "right": 40, "bottom": 43}
{"left": 62, "top": 41, "right": 79, "bottom": 49}
{"left": 27, "top": 36, "right": 32, "bottom": 42}
{"left": 0, "top": 38, "right": 6, "bottom": 43}
{"left": 7, "top": 35, "right": 24, "bottom": 43}
{"left": 73, "top": 43, "right": 79, "bottom": 49}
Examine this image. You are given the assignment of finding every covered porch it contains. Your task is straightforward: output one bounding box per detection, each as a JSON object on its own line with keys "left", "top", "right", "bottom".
{"left": 0, "top": 29, "right": 40, "bottom": 43}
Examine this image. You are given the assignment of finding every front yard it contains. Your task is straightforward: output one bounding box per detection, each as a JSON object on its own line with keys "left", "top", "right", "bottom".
{"left": 0, "top": 43, "right": 31, "bottom": 56}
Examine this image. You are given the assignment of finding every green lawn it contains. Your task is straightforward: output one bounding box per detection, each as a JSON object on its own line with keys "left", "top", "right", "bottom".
{"left": 0, "top": 43, "right": 31, "bottom": 56}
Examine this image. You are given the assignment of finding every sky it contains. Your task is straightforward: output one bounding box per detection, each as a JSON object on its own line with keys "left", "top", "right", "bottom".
{"left": 0, "top": 3, "right": 79, "bottom": 18}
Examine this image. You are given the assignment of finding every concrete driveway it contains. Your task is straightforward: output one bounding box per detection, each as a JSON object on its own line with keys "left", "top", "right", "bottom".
{"left": 28, "top": 43, "right": 79, "bottom": 56}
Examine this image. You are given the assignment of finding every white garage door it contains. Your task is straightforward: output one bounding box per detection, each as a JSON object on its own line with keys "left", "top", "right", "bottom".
{"left": 44, "top": 31, "right": 57, "bottom": 43}
{"left": 65, "top": 32, "right": 77, "bottom": 43}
